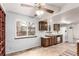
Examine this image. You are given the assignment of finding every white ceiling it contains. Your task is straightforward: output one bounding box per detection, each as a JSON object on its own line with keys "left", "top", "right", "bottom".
{"left": 46, "top": 3, "right": 66, "bottom": 8}
{"left": 3, "top": 3, "right": 36, "bottom": 17}
{"left": 3, "top": 3, "right": 65, "bottom": 17}
{"left": 53, "top": 7, "right": 79, "bottom": 24}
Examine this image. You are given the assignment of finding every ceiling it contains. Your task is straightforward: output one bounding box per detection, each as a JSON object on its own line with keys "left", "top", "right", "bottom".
{"left": 3, "top": 3, "right": 65, "bottom": 17}
{"left": 53, "top": 6, "right": 79, "bottom": 25}
{"left": 2, "top": 3, "right": 79, "bottom": 25}
{"left": 47, "top": 3, "right": 66, "bottom": 8}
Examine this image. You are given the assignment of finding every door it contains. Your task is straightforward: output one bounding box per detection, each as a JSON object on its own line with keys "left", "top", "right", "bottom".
{"left": 67, "top": 26, "right": 74, "bottom": 43}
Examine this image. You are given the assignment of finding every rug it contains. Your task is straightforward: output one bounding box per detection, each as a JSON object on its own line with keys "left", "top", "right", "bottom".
{"left": 59, "top": 49, "right": 77, "bottom": 56}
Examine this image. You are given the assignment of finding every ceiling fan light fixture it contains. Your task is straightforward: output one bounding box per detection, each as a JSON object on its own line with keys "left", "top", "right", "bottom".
{"left": 36, "top": 10, "right": 44, "bottom": 16}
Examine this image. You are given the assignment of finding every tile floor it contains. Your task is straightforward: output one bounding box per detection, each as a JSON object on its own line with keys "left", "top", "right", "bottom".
{"left": 10, "top": 43, "right": 77, "bottom": 56}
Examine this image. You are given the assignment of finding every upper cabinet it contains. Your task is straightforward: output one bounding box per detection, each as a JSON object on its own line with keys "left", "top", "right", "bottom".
{"left": 39, "top": 21, "right": 48, "bottom": 31}
{"left": 53, "top": 24, "right": 60, "bottom": 32}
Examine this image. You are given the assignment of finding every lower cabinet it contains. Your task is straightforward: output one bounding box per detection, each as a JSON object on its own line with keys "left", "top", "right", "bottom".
{"left": 41, "top": 37, "right": 51, "bottom": 47}
{"left": 41, "top": 35, "right": 63, "bottom": 47}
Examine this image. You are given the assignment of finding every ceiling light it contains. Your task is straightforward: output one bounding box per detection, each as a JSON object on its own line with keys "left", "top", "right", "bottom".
{"left": 36, "top": 10, "right": 44, "bottom": 16}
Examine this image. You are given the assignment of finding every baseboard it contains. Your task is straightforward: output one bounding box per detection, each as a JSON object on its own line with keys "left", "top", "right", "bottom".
{"left": 6, "top": 46, "right": 41, "bottom": 56}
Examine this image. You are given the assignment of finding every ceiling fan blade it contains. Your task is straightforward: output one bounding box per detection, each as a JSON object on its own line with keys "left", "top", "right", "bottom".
{"left": 45, "top": 9, "right": 54, "bottom": 13}
{"left": 43, "top": 7, "right": 54, "bottom": 13}
{"left": 21, "top": 4, "right": 33, "bottom": 7}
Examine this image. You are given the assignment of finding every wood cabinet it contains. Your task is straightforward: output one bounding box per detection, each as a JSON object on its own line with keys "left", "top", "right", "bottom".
{"left": 39, "top": 21, "right": 48, "bottom": 31}
{"left": 77, "top": 42, "right": 79, "bottom": 56}
{"left": 41, "top": 37, "right": 51, "bottom": 47}
{"left": 53, "top": 24, "right": 60, "bottom": 32}
{"left": 41, "top": 35, "right": 63, "bottom": 47}
{"left": 45, "top": 35, "right": 56, "bottom": 45}
{"left": 0, "top": 6, "right": 5, "bottom": 56}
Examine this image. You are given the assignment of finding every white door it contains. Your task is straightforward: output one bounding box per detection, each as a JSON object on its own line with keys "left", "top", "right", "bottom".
{"left": 67, "top": 28, "right": 74, "bottom": 43}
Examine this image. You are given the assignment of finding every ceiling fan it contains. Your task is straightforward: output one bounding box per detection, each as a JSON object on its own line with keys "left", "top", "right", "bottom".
{"left": 21, "top": 3, "right": 54, "bottom": 16}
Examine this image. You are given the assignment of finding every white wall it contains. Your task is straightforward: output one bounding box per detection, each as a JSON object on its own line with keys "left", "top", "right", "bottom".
{"left": 6, "top": 11, "right": 41, "bottom": 54}
{"left": 73, "top": 24, "right": 79, "bottom": 39}
{"left": 66, "top": 24, "right": 79, "bottom": 43}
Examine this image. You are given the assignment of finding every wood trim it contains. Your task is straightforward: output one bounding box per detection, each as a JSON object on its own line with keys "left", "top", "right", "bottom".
{"left": 0, "top": 5, "right": 5, "bottom": 56}
{"left": 77, "top": 42, "right": 79, "bottom": 56}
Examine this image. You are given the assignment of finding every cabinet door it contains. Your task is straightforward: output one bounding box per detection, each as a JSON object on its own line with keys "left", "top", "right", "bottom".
{"left": 54, "top": 24, "right": 60, "bottom": 32}
{"left": 39, "top": 21, "right": 48, "bottom": 31}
